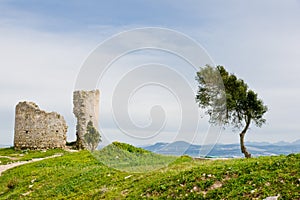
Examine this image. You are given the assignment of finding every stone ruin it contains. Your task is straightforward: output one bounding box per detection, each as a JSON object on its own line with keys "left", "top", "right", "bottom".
{"left": 13, "top": 90, "right": 100, "bottom": 150}
{"left": 14, "top": 102, "right": 67, "bottom": 150}
{"left": 73, "top": 90, "right": 100, "bottom": 150}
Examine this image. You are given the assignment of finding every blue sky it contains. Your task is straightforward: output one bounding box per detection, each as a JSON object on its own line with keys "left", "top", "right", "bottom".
{"left": 0, "top": 1, "right": 299, "bottom": 146}
{"left": 0, "top": 0, "right": 218, "bottom": 30}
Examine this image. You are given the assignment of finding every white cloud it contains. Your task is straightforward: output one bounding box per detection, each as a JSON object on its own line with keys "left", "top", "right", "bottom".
{"left": 183, "top": 1, "right": 300, "bottom": 143}
{"left": 1, "top": 1, "right": 299, "bottom": 146}
{"left": 0, "top": 25, "right": 98, "bottom": 144}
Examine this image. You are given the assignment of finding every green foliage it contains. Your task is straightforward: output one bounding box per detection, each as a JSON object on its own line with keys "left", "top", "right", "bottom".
{"left": 196, "top": 65, "right": 268, "bottom": 157}
{"left": 84, "top": 121, "right": 101, "bottom": 151}
{"left": 169, "top": 155, "right": 193, "bottom": 165}
{"left": 196, "top": 65, "right": 268, "bottom": 128}
{"left": 111, "top": 141, "right": 150, "bottom": 154}
{"left": 0, "top": 147, "right": 299, "bottom": 199}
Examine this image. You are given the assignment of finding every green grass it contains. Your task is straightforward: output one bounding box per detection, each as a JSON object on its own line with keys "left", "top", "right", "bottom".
{"left": 0, "top": 146, "right": 299, "bottom": 199}
{"left": 93, "top": 142, "right": 176, "bottom": 172}
{"left": 0, "top": 147, "right": 66, "bottom": 165}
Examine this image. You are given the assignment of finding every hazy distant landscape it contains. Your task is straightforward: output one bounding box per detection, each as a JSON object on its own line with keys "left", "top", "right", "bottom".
{"left": 142, "top": 140, "right": 300, "bottom": 158}
{"left": 3, "top": 139, "right": 299, "bottom": 158}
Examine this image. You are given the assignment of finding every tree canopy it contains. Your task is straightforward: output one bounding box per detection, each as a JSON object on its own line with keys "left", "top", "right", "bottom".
{"left": 84, "top": 121, "right": 101, "bottom": 152}
{"left": 196, "top": 65, "right": 268, "bottom": 158}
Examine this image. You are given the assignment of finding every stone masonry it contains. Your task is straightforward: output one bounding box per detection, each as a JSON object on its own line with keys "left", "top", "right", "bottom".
{"left": 14, "top": 102, "right": 67, "bottom": 150}
{"left": 73, "top": 90, "right": 100, "bottom": 150}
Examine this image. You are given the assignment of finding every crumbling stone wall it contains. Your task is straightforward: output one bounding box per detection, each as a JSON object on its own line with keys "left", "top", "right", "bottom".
{"left": 14, "top": 102, "right": 67, "bottom": 150}
{"left": 73, "top": 90, "right": 100, "bottom": 150}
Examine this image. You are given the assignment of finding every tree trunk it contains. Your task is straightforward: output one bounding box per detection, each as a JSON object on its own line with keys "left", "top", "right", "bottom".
{"left": 240, "top": 117, "right": 252, "bottom": 158}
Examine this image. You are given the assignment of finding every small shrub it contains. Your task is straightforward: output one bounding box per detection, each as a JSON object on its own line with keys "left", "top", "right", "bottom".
{"left": 112, "top": 141, "right": 150, "bottom": 154}
{"left": 7, "top": 177, "right": 18, "bottom": 189}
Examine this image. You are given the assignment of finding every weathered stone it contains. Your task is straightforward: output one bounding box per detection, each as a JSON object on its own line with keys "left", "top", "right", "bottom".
{"left": 14, "top": 101, "right": 67, "bottom": 150}
{"left": 73, "top": 90, "right": 100, "bottom": 150}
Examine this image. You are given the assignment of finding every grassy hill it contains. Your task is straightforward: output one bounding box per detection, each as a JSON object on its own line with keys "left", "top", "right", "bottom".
{"left": 93, "top": 141, "right": 176, "bottom": 172}
{"left": 0, "top": 144, "right": 299, "bottom": 199}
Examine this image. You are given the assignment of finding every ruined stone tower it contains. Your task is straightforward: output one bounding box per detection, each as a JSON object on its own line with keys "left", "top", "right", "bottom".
{"left": 73, "top": 90, "right": 100, "bottom": 150}
{"left": 14, "top": 102, "right": 67, "bottom": 150}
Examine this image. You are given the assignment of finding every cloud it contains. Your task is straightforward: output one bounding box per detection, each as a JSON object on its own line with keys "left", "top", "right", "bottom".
{"left": 0, "top": 1, "right": 299, "bottom": 146}
{"left": 181, "top": 1, "right": 300, "bottom": 143}
{"left": 0, "top": 23, "right": 98, "bottom": 144}
{"left": 96, "top": 50, "right": 211, "bottom": 146}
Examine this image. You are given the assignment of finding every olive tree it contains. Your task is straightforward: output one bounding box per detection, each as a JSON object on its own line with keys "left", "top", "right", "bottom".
{"left": 196, "top": 65, "right": 268, "bottom": 158}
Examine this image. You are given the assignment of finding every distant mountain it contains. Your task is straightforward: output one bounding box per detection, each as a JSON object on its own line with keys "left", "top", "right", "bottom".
{"left": 292, "top": 139, "right": 300, "bottom": 145}
{"left": 245, "top": 141, "right": 272, "bottom": 146}
{"left": 143, "top": 140, "right": 300, "bottom": 158}
{"left": 274, "top": 141, "right": 293, "bottom": 146}
{"left": 246, "top": 139, "right": 300, "bottom": 146}
{"left": 142, "top": 142, "right": 168, "bottom": 151}
{"left": 144, "top": 141, "right": 191, "bottom": 155}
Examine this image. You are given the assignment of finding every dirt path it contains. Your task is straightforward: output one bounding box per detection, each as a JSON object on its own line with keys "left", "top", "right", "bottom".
{"left": 0, "top": 154, "right": 62, "bottom": 176}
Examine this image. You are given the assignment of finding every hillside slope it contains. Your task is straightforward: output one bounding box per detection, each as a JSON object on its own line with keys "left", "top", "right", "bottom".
{"left": 93, "top": 141, "right": 176, "bottom": 172}
{"left": 0, "top": 146, "right": 299, "bottom": 199}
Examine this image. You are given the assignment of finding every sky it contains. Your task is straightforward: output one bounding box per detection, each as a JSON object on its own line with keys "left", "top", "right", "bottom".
{"left": 0, "top": 0, "right": 299, "bottom": 146}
